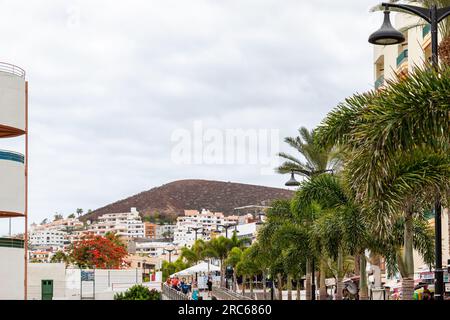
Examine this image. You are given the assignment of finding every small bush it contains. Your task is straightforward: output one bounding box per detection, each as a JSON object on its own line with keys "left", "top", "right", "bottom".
{"left": 114, "top": 284, "right": 161, "bottom": 300}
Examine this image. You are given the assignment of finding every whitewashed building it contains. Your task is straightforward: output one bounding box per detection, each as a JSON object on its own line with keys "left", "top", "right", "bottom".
{"left": 173, "top": 209, "right": 238, "bottom": 246}
{"left": 128, "top": 239, "right": 175, "bottom": 257}
{"left": 87, "top": 207, "right": 145, "bottom": 239}
{"left": 29, "top": 229, "right": 67, "bottom": 247}
{"left": 155, "top": 224, "right": 176, "bottom": 240}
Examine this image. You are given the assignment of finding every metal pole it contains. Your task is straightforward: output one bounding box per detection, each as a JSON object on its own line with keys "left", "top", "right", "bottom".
{"left": 24, "top": 81, "right": 28, "bottom": 301}
{"left": 434, "top": 196, "right": 444, "bottom": 300}
{"left": 93, "top": 268, "right": 96, "bottom": 300}
{"left": 430, "top": 5, "right": 444, "bottom": 301}
{"left": 311, "top": 258, "right": 316, "bottom": 301}
{"left": 270, "top": 276, "right": 274, "bottom": 300}
{"left": 431, "top": 5, "right": 439, "bottom": 69}
{"left": 80, "top": 269, "right": 82, "bottom": 300}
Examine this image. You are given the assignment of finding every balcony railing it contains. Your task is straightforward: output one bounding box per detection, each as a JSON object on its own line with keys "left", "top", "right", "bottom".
{"left": 0, "top": 149, "right": 25, "bottom": 163}
{"left": 0, "top": 237, "right": 24, "bottom": 248}
{"left": 423, "top": 24, "right": 431, "bottom": 38}
{"left": 397, "top": 49, "right": 408, "bottom": 67}
{"left": 375, "top": 75, "right": 385, "bottom": 90}
{"left": 0, "top": 62, "right": 25, "bottom": 78}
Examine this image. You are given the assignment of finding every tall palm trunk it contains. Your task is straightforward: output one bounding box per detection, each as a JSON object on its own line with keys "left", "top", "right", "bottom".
{"left": 277, "top": 273, "right": 283, "bottom": 300}
{"left": 232, "top": 268, "right": 237, "bottom": 292}
{"left": 401, "top": 211, "right": 415, "bottom": 300}
{"left": 262, "top": 271, "right": 267, "bottom": 300}
{"left": 220, "top": 259, "right": 225, "bottom": 287}
{"left": 359, "top": 253, "right": 369, "bottom": 300}
{"left": 319, "top": 259, "right": 327, "bottom": 300}
{"left": 296, "top": 277, "right": 301, "bottom": 300}
{"left": 287, "top": 275, "right": 292, "bottom": 300}
{"left": 305, "top": 260, "right": 312, "bottom": 300}
{"left": 250, "top": 275, "right": 254, "bottom": 298}
{"left": 354, "top": 254, "right": 360, "bottom": 275}
{"left": 242, "top": 275, "right": 246, "bottom": 295}
{"left": 447, "top": 208, "right": 450, "bottom": 259}
{"left": 335, "top": 250, "right": 344, "bottom": 300}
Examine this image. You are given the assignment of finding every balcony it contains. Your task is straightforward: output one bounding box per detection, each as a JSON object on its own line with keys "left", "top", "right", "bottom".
{"left": 0, "top": 237, "right": 24, "bottom": 249}
{"left": 423, "top": 24, "right": 431, "bottom": 38}
{"left": 0, "top": 62, "right": 25, "bottom": 78}
{"left": 375, "top": 75, "right": 385, "bottom": 90}
{"left": 397, "top": 49, "right": 409, "bottom": 67}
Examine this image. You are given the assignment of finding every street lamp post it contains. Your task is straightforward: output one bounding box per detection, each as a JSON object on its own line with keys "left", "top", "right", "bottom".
{"left": 284, "top": 170, "right": 317, "bottom": 300}
{"left": 187, "top": 227, "right": 203, "bottom": 241}
{"left": 256, "top": 212, "right": 266, "bottom": 225}
{"left": 217, "top": 224, "right": 234, "bottom": 238}
{"left": 164, "top": 248, "right": 175, "bottom": 263}
{"left": 369, "top": 2, "right": 450, "bottom": 301}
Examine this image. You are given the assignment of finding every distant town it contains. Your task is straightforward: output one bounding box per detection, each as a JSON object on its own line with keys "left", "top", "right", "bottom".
{"left": 24, "top": 205, "right": 265, "bottom": 265}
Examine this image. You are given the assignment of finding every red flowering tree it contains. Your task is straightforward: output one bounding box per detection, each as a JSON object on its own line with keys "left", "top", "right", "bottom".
{"left": 69, "top": 233, "right": 128, "bottom": 269}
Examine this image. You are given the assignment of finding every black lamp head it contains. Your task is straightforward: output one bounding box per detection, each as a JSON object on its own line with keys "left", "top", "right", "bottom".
{"left": 369, "top": 9, "right": 405, "bottom": 45}
{"left": 285, "top": 170, "right": 300, "bottom": 187}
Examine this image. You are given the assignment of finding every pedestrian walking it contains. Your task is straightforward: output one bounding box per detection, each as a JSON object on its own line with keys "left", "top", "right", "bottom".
{"left": 191, "top": 284, "right": 199, "bottom": 300}
{"left": 207, "top": 276, "right": 213, "bottom": 297}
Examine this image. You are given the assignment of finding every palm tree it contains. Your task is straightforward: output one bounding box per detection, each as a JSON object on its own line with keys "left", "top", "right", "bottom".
{"left": 259, "top": 199, "right": 312, "bottom": 300}
{"left": 277, "top": 126, "right": 342, "bottom": 300}
{"left": 256, "top": 200, "right": 288, "bottom": 300}
{"left": 246, "top": 242, "right": 272, "bottom": 299}
{"left": 316, "top": 66, "right": 449, "bottom": 299}
{"left": 293, "top": 174, "right": 371, "bottom": 299}
{"left": 236, "top": 247, "right": 259, "bottom": 298}
{"left": 180, "top": 239, "right": 206, "bottom": 266}
{"left": 226, "top": 247, "right": 243, "bottom": 292}
{"left": 204, "top": 236, "right": 231, "bottom": 287}
{"left": 227, "top": 231, "right": 251, "bottom": 250}
{"left": 277, "top": 126, "right": 338, "bottom": 178}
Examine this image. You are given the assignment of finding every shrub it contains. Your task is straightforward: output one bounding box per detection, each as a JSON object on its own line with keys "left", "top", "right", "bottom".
{"left": 114, "top": 285, "right": 161, "bottom": 300}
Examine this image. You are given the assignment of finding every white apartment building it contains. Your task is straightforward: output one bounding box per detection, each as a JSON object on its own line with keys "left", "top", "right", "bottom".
{"left": 87, "top": 207, "right": 145, "bottom": 239}
{"left": 128, "top": 240, "right": 175, "bottom": 257}
{"left": 31, "top": 217, "right": 84, "bottom": 232}
{"left": 173, "top": 209, "right": 238, "bottom": 246}
{"left": 29, "top": 229, "right": 67, "bottom": 247}
{"left": 155, "top": 224, "right": 176, "bottom": 239}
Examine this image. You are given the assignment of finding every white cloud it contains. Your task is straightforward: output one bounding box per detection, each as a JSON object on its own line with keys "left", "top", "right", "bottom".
{"left": 0, "top": 0, "right": 380, "bottom": 234}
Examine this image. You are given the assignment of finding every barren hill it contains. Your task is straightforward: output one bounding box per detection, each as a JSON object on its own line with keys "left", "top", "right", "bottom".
{"left": 80, "top": 179, "right": 294, "bottom": 222}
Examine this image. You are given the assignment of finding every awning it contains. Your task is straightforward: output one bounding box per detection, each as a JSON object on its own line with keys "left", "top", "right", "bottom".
{"left": 170, "top": 262, "right": 220, "bottom": 277}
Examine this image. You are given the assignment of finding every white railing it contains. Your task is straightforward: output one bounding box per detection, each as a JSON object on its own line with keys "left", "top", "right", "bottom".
{"left": 0, "top": 62, "right": 25, "bottom": 78}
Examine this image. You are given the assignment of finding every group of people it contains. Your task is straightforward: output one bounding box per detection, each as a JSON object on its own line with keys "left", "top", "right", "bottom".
{"left": 165, "top": 275, "right": 214, "bottom": 300}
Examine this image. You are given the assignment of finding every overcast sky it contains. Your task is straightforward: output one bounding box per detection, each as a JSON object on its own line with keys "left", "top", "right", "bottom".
{"left": 0, "top": 0, "right": 381, "bottom": 235}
